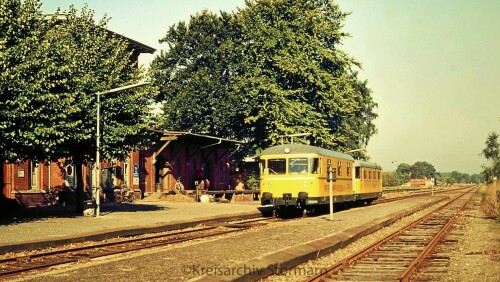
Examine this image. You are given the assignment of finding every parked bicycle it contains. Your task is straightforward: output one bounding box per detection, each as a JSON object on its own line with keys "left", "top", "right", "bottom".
{"left": 173, "top": 176, "right": 184, "bottom": 192}
{"left": 114, "top": 185, "right": 135, "bottom": 203}
{"left": 45, "top": 187, "right": 64, "bottom": 206}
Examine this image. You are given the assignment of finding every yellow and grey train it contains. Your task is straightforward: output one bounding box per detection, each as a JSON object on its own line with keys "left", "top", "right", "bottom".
{"left": 259, "top": 144, "right": 382, "bottom": 216}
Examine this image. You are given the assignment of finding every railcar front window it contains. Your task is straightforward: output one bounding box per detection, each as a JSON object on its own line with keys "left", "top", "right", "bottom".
{"left": 289, "top": 158, "right": 308, "bottom": 174}
{"left": 268, "top": 159, "right": 286, "bottom": 174}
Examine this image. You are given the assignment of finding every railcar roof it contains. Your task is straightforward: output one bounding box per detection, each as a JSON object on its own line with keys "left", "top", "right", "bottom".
{"left": 259, "top": 144, "right": 354, "bottom": 160}
{"left": 354, "top": 160, "right": 382, "bottom": 169}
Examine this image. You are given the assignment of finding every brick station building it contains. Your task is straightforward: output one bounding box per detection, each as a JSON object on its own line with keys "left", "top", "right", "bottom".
{"left": 1, "top": 130, "right": 243, "bottom": 207}
{"left": 117, "top": 130, "right": 244, "bottom": 195}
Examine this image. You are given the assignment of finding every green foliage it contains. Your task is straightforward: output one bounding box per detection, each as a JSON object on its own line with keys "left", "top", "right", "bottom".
{"left": 396, "top": 161, "right": 436, "bottom": 182}
{"left": 1, "top": 1, "right": 158, "bottom": 213}
{"left": 382, "top": 171, "right": 399, "bottom": 187}
{"left": 410, "top": 161, "right": 436, "bottom": 179}
{"left": 150, "top": 0, "right": 377, "bottom": 158}
{"left": 0, "top": 1, "right": 156, "bottom": 164}
{"left": 481, "top": 132, "right": 500, "bottom": 183}
{"left": 438, "top": 171, "right": 482, "bottom": 185}
{"left": 395, "top": 163, "right": 411, "bottom": 183}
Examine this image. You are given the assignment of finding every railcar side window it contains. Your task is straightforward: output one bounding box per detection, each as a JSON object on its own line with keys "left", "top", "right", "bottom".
{"left": 355, "top": 167, "right": 361, "bottom": 179}
{"left": 311, "top": 158, "right": 320, "bottom": 174}
{"left": 268, "top": 159, "right": 286, "bottom": 174}
{"left": 347, "top": 162, "right": 351, "bottom": 176}
{"left": 338, "top": 161, "right": 342, "bottom": 176}
{"left": 289, "top": 158, "right": 308, "bottom": 174}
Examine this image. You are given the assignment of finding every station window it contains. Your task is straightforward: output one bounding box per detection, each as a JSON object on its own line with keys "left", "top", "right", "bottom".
{"left": 124, "top": 161, "right": 129, "bottom": 186}
{"left": 30, "top": 161, "right": 38, "bottom": 189}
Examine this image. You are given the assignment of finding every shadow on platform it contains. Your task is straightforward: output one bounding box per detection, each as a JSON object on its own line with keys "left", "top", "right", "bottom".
{"left": 0, "top": 202, "right": 168, "bottom": 225}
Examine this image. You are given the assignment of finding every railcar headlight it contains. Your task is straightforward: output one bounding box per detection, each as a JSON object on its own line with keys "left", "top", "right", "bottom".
{"left": 284, "top": 147, "right": 291, "bottom": 154}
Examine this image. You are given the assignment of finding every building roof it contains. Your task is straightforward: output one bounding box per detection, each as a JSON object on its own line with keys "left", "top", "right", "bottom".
{"left": 107, "top": 30, "right": 156, "bottom": 54}
{"left": 153, "top": 130, "right": 244, "bottom": 148}
{"left": 44, "top": 14, "right": 156, "bottom": 54}
{"left": 354, "top": 160, "right": 382, "bottom": 169}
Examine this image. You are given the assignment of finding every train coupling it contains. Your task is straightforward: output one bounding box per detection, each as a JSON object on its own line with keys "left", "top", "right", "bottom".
{"left": 297, "top": 192, "right": 308, "bottom": 208}
{"left": 283, "top": 193, "right": 292, "bottom": 207}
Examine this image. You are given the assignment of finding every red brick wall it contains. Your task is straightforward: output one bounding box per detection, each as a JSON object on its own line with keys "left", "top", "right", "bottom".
{"left": 3, "top": 142, "right": 236, "bottom": 201}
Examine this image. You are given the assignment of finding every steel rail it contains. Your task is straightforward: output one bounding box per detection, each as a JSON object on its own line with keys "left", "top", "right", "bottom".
{"left": 398, "top": 186, "right": 478, "bottom": 281}
{"left": 0, "top": 217, "right": 275, "bottom": 279}
{"left": 305, "top": 186, "right": 478, "bottom": 282}
{"left": 374, "top": 185, "right": 474, "bottom": 205}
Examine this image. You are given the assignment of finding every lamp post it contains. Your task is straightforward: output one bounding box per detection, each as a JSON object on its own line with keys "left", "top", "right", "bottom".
{"left": 94, "top": 81, "right": 150, "bottom": 217}
{"left": 392, "top": 160, "right": 399, "bottom": 191}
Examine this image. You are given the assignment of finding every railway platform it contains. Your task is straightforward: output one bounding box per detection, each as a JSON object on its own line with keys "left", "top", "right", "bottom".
{"left": 0, "top": 200, "right": 262, "bottom": 254}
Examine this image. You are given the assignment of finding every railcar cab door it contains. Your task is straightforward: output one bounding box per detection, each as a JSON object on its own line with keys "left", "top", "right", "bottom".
{"left": 354, "top": 165, "right": 362, "bottom": 194}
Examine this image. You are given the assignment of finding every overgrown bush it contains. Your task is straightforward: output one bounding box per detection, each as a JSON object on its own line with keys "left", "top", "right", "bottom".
{"left": 245, "top": 171, "right": 260, "bottom": 190}
{"left": 480, "top": 182, "right": 500, "bottom": 221}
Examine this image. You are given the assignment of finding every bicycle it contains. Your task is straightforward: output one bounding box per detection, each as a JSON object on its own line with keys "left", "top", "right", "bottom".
{"left": 114, "top": 185, "right": 135, "bottom": 203}
{"left": 172, "top": 176, "right": 184, "bottom": 192}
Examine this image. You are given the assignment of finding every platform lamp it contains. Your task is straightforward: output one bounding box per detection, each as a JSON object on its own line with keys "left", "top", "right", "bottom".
{"left": 94, "top": 81, "right": 150, "bottom": 217}
{"left": 392, "top": 160, "right": 399, "bottom": 191}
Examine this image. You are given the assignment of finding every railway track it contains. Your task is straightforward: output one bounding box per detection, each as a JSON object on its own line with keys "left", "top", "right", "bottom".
{"left": 0, "top": 217, "right": 276, "bottom": 280}
{"left": 306, "top": 186, "right": 478, "bottom": 282}
{"left": 374, "top": 185, "right": 474, "bottom": 205}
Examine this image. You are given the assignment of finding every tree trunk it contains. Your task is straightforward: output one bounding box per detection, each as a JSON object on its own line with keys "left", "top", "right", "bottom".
{"left": 74, "top": 156, "right": 85, "bottom": 215}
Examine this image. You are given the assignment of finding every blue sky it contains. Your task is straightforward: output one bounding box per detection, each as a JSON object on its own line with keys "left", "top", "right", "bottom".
{"left": 41, "top": 0, "right": 500, "bottom": 174}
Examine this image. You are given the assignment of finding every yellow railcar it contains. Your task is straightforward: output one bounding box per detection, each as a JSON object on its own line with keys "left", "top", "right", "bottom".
{"left": 353, "top": 160, "right": 383, "bottom": 204}
{"left": 259, "top": 144, "right": 382, "bottom": 216}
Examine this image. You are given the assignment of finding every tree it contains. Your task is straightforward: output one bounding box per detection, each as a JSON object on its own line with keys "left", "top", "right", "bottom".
{"left": 470, "top": 173, "right": 483, "bottom": 184}
{"left": 150, "top": 0, "right": 377, "bottom": 157}
{"left": 450, "top": 171, "right": 464, "bottom": 184}
{"left": 410, "top": 161, "right": 436, "bottom": 179}
{"left": 0, "top": 1, "right": 157, "bottom": 213}
{"left": 151, "top": 10, "right": 241, "bottom": 139}
{"left": 481, "top": 132, "right": 500, "bottom": 183}
{"left": 0, "top": 0, "right": 48, "bottom": 161}
{"left": 396, "top": 163, "right": 411, "bottom": 183}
